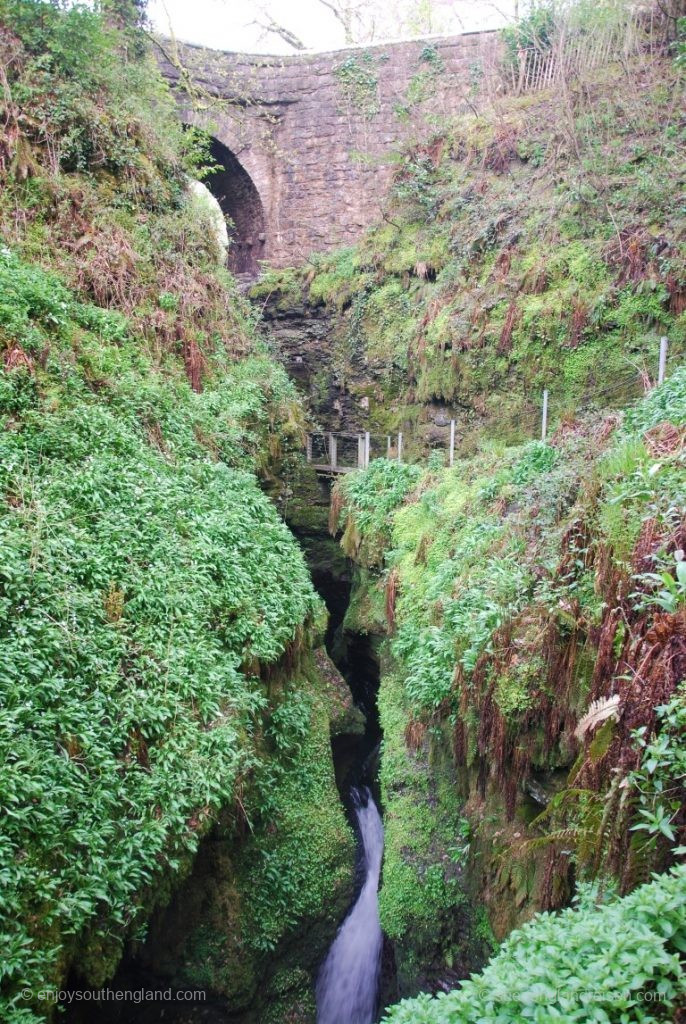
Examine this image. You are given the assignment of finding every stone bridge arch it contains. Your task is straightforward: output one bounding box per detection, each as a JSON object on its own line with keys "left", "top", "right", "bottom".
{"left": 159, "top": 31, "right": 502, "bottom": 269}
{"left": 181, "top": 104, "right": 276, "bottom": 273}
{"left": 203, "top": 136, "right": 266, "bottom": 275}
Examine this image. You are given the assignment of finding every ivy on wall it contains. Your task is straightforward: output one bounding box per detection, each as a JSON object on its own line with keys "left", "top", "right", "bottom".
{"left": 334, "top": 52, "right": 386, "bottom": 120}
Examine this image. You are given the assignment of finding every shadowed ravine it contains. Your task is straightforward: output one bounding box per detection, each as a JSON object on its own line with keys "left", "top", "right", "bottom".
{"left": 316, "top": 787, "right": 384, "bottom": 1024}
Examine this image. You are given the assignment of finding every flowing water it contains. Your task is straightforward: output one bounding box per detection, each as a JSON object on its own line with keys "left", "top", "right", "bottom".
{"left": 316, "top": 786, "right": 384, "bottom": 1024}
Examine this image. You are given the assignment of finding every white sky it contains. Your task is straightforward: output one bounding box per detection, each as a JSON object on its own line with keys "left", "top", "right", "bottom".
{"left": 147, "top": 0, "right": 517, "bottom": 54}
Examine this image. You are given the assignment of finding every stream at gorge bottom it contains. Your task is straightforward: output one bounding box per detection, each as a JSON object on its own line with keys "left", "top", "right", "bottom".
{"left": 316, "top": 787, "right": 384, "bottom": 1024}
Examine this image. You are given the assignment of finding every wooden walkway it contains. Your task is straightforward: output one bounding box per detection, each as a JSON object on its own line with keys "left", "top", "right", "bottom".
{"left": 305, "top": 426, "right": 456, "bottom": 475}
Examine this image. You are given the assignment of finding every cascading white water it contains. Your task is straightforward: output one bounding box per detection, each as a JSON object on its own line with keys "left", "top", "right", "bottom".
{"left": 316, "top": 786, "right": 384, "bottom": 1024}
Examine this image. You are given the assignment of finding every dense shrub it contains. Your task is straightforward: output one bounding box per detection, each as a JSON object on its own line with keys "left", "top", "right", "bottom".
{"left": 332, "top": 458, "right": 422, "bottom": 564}
{"left": 0, "top": 256, "right": 317, "bottom": 1020}
{"left": 384, "top": 865, "right": 686, "bottom": 1024}
{"left": 0, "top": 0, "right": 189, "bottom": 190}
{"left": 0, "top": 0, "right": 252, "bottom": 380}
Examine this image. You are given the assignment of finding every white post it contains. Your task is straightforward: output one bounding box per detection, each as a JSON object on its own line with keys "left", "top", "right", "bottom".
{"left": 329, "top": 432, "right": 337, "bottom": 470}
{"left": 397, "top": 432, "right": 403, "bottom": 463}
{"left": 658, "top": 336, "right": 668, "bottom": 386}
{"left": 449, "top": 419, "right": 456, "bottom": 467}
{"left": 387, "top": 435, "right": 392, "bottom": 459}
{"left": 357, "top": 434, "right": 365, "bottom": 469}
{"left": 541, "top": 389, "right": 549, "bottom": 441}
{"left": 306, "top": 435, "right": 313, "bottom": 462}
{"left": 364, "top": 431, "right": 370, "bottom": 469}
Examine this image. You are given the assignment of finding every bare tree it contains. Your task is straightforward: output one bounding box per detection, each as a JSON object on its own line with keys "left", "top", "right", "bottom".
{"left": 244, "top": 0, "right": 508, "bottom": 52}
{"left": 316, "top": 0, "right": 373, "bottom": 44}
{"left": 248, "top": 11, "right": 306, "bottom": 50}
{"left": 249, "top": 0, "right": 372, "bottom": 48}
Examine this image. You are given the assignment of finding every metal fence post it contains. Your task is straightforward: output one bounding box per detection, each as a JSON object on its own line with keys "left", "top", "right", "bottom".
{"left": 329, "top": 432, "right": 337, "bottom": 471}
{"left": 306, "top": 434, "right": 313, "bottom": 462}
{"left": 397, "top": 432, "right": 403, "bottom": 463}
{"left": 364, "top": 431, "right": 370, "bottom": 469}
{"left": 541, "top": 389, "right": 549, "bottom": 441}
{"left": 658, "top": 336, "right": 668, "bottom": 386}
{"left": 357, "top": 434, "right": 365, "bottom": 469}
{"left": 387, "top": 435, "right": 392, "bottom": 459}
{"left": 449, "top": 420, "right": 455, "bottom": 467}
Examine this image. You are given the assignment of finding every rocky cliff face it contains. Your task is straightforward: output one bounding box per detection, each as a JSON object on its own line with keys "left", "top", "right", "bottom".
{"left": 260, "top": 295, "right": 374, "bottom": 432}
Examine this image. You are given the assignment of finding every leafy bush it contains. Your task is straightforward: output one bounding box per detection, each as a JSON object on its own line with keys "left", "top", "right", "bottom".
{"left": 0, "top": 0, "right": 197, "bottom": 189}
{"left": 334, "top": 458, "right": 422, "bottom": 562}
{"left": 383, "top": 444, "right": 560, "bottom": 711}
{"left": 384, "top": 865, "right": 686, "bottom": 1024}
{"left": 0, "top": 0, "right": 249, "bottom": 376}
{"left": 0, "top": 251, "right": 319, "bottom": 1020}
{"left": 629, "top": 688, "right": 686, "bottom": 854}
{"left": 623, "top": 366, "right": 686, "bottom": 434}
{"left": 241, "top": 667, "right": 355, "bottom": 954}
{"left": 501, "top": 2, "right": 556, "bottom": 71}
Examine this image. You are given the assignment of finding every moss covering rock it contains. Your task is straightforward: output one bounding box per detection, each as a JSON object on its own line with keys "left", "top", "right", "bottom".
{"left": 135, "top": 650, "right": 356, "bottom": 1022}
{"left": 333, "top": 370, "right": 686, "bottom": 999}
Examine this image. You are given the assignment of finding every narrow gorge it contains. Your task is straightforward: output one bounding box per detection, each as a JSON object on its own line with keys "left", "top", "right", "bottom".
{"left": 0, "top": 2, "right": 685, "bottom": 1024}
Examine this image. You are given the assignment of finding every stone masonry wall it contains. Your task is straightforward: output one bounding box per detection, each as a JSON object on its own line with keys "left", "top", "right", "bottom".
{"left": 157, "top": 32, "right": 502, "bottom": 267}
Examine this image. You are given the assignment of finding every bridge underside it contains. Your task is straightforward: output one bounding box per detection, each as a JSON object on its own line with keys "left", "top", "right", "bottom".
{"left": 204, "top": 137, "right": 266, "bottom": 276}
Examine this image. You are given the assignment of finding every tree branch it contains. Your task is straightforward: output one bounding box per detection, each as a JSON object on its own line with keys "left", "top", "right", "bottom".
{"left": 248, "top": 15, "right": 306, "bottom": 51}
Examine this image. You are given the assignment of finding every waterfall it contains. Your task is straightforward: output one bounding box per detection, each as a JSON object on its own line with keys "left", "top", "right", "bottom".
{"left": 316, "top": 786, "right": 384, "bottom": 1024}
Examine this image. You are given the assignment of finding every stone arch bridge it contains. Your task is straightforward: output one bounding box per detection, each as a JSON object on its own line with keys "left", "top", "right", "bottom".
{"left": 157, "top": 31, "right": 501, "bottom": 274}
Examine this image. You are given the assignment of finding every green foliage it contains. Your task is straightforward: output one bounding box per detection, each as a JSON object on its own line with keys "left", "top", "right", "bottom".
{"left": 511, "top": 440, "right": 558, "bottom": 482}
{"left": 334, "top": 53, "right": 381, "bottom": 119}
{"left": 385, "top": 445, "right": 565, "bottom": 711}
{"left": 339, "top": 356, "right": 685, "bottom": 1002}
{"left": 501, "top": 2, "right": 556, "bottom": 70}
{"left": 334, "top": 459, "right": 422, "bottom": 563}
{"left": 0, "top": 250, "right": 320, "bottom": 1019}
{"left": 0, "top": 0, "right": 250, "bottom": 364}
{"left": 351, "top": 382, "right": 685, "bottom": 726}
{"left": 624, "top": 365, "right": 686, "bottom": 434}
{"left": 383, "top": 865, "right": 686, "bottom": 1024}
{"left": 0, "top": 0, "right": 190, "bottom": 188}
{"left": 629, "top": 688, "right": 686, "bottom": 854}
{"left": 0, "top": 4, "right": 348, "bottom": 1019}
{"left": 0, "top": 244, "right": 126, "bottom": 355}
{"left": 378, "top": 670, "right": 471, "bottom": 979}
{"left": 598, "top": 373, "right": 686, "bottom": 567}
{"left": 307, "top": 248, "right": 365, "bottom": 309}
{"left": 266, "top": 691, "right": 313, "bottom": 760}
{"left": 397, "top": 46, "right": 445, "bottom": 117}
{"left": 393, "top": 152, "right": 440, "bottom": 219}
{"left": 633, "top": 551, "right": 686, "bottom": 614}
{"left": 240, "top": 666, "right": 355, "bottom": 954}
{"left": 676, "top": 16, "right": 686, "bottom": 67}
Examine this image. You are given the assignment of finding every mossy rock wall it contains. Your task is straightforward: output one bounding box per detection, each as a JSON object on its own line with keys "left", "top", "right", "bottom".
{"left": 257, "top": 56, "right": 685, "bottom": 451}
{"left": 133, "top": 650, "right": 357, "bottom": 1022}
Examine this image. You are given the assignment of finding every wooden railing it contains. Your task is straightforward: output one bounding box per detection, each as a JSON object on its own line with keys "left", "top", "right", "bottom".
{"left": 305, "top": 425, "right": 457, "bottom": 473}
{"left": 305, "top": 342, "right": 672, "bottom": 475}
